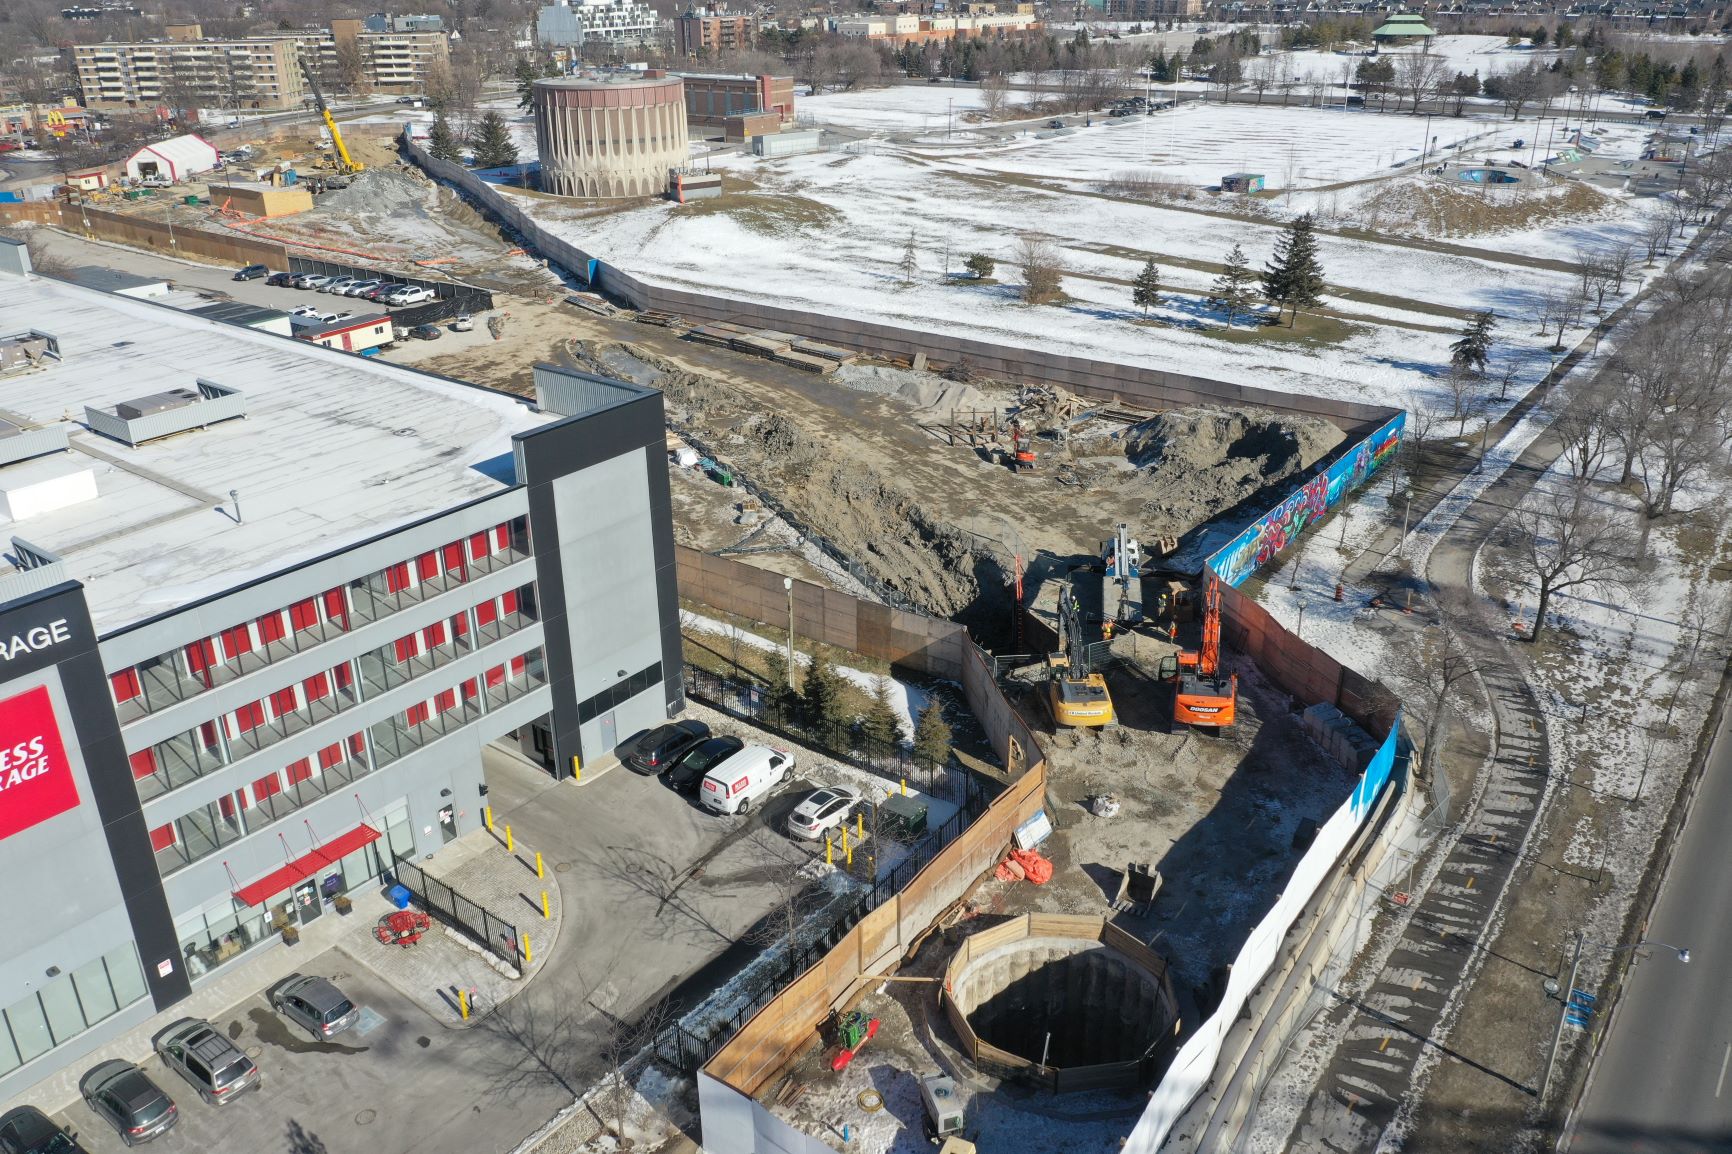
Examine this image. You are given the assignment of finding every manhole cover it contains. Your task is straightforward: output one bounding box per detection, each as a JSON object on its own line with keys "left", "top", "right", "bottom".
{"left": 393, "top": 427, "right": 417, "bottom": 438}
{"left": 355, "top": 1109, "right": 377, "bottom": 1126}
{"left": 555, "top": 861, "right": 572, "bottom": 874}
{"left": 416, "top": 1036, "right": 431, "bottom": 1049}
{"left": 245, "top": 1045, "right": 263, "bottom": 1058}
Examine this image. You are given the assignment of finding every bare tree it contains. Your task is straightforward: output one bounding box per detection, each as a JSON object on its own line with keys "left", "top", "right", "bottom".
{"left": 1395, "top": 604, "right": 1481, "bottom": 783}
{"left": 1509, "top": 476, "right": 1634, "bottom": 642}
{"left": 1604, "top": 244, "right": 1636, "bottom": 296}
{"left": 1551, "top": 399, "right": 1617, "bottom": 480}
{"left": 599, "top": 999, "right": 675, "bottom": 1143}
{"left": 1015, "top": 236, "right": 1065, "bottom": 304}
{"left": 1443, "top": 364, "right": 1481, "bottom": 435}
{"left": 1636, "top": 349, "right": 1726, "bottom": 517}
{"left": 979, "top": 73, "right": 1011, "bottom": 117}
{"left": 1641, "top": 210, "right": 1675, "bottom": 267}
{"left": 1575, "top": 245, "right": 1617, "bottom": 314}
{"left": 1533, "top": 286, "right": 1582, "bottom": 349}
{"left": 1394, "top": 50, "right": 1449, "bottom": 113}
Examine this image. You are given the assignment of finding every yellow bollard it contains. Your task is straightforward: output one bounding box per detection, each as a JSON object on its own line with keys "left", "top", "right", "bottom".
{"left": 901, "top": 777, "right": 907, "bottom": 797}
{"left": 856, "top": 812, "right": 864, "bottom": 840}
{"left": 541, "top": 890, "right": 551, "bottom": 919}
{"left": 484, "top": 806, "right": 493, "bottom": 831}
{"left": 825, "top": 835, "right": 833, "bottom": 866}
{"left": 846, "top": 841, "right": 853, "bottom": 868}
{"left": 523, "top": 935, "right": 532, "bottom": 966}
{"left": 506, "top": 824, "right": 514, "bottom": 853}
{"left": 535, "top": 850, "right": 544, "bottom": 879}
{"left": 458, "top": 988, "right": 469, "bottom": 1021}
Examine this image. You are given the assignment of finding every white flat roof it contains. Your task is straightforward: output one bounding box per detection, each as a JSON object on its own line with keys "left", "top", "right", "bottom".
{"left": 0, "top": 272, "right": 552, "bottom": 635}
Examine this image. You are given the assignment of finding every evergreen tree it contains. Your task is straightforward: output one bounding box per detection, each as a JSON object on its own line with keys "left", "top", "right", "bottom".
{"left": 898, "top": 230, "right": 918, "bottom": 287}
{"left": 1262, "top": 213, "right": 1325, "bottom": 327}
{"left": 469, "top": 111, "right": 519, "bottom": 169}
{"left": 963, "top": 252, "right": 995, "bottom": 279}
{"left": 514, "top": 57, "right": 538, "bottom": 110}
{"left": 801, "top": 657, "right": 846, "bottom": 743}
{"left": 1131, "top": 256, "right": 1162, "bottom": 316}
{"left": 1210, "top": 243, "right": 1256, "bottom": 327}
{"left": 860, "top": 676, "right": 903, "bottom": 754}
{"left": 1450, "top": 310, "right": 1497, "bottom": 375}
{"left": 428, "top": 113, "right": 461, "bottom": 162}
{"left": 763, "top": 653, "right": 801, "bottom": 724}
{"left": 913, "top": 702, "right": 952, "bottom": 772}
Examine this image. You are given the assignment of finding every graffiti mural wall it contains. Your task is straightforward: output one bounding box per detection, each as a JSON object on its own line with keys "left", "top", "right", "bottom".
{"left": 1208, "top": 411, "right": 1405, "bottom": 588}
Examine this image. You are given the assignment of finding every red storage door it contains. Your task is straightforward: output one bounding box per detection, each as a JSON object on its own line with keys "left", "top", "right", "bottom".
{"left": 149, "top": 823, "right": 176, "bottom": 852}
{"left": 110, "top": 668, "right": 142, "bottom": 705}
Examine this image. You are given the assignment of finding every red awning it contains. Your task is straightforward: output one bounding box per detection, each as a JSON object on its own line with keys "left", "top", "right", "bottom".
{"left": 231, "top": 824, "right": 382, "bottom": 907}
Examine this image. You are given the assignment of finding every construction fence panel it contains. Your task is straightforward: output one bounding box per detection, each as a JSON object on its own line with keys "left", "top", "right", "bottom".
{"left": 3, "top": 200, "right": 290, "bottom": 270}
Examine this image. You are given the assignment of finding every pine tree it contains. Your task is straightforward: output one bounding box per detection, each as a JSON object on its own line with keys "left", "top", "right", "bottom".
{"left": 801, "top": 657, "right": 846, "bottom": 743}
{"left": 897, "top": 230, "right": 918, "bottom": 287}
{"left": 428, "top": 113, "right": 461, "bottom": 162}
{"left": 763, "top": 653, "right": 801, "bottom": 724}
{"left": 469, "top": 111, "right": 519, "bottom": 169}
{"left": 1131, "top": 257, "right": 1162, "bottom": 316}
{"left": 1450, "top": 310, "right": 1497, "bottom": 375}
{"left": 1210, "top": 243, "right": 1256, "bottom": 327}
{"left": 1262, "top": 212, "right": 1325, "bottom": 327}
{"left": 514, "top": 57, "right": 538, "bottom": 111}
{"left": 964, "top": 252, "right": 995, "bottom": 280}
{"left": 860, "top": 676, "right": 903, "bottom": 755}
{"left": 913, "top": 702, "right": 952, "bottom": 772}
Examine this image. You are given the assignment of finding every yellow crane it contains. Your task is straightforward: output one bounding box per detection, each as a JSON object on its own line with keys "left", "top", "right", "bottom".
{"left": 298, "top": 59, "right": 363, "bottom": 175}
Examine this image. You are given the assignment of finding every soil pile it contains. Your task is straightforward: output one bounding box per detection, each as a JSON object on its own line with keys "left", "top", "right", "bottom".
{"left": 1121, "top": 407, "right": 1344, "bottom": 536}
{"left": 835, "top": 364, "right": 996, "bottom": 413}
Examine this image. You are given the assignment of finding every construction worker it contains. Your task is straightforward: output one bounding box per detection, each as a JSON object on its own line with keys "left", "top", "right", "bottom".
{"left": 1102, "top": 618, "right": 1116, "bottom": 642}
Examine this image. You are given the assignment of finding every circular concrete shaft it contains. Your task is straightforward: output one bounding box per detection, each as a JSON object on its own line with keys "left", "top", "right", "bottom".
{"left": 951, "top": 937, "right": 1166, "bottom": 1068}
{"left": 533, "top": 75, "right": 689, "bottom": 199}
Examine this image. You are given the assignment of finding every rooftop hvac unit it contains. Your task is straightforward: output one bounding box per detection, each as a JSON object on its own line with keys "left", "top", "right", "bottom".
{"left": 115, "top": 388, "right": 200, "bottom": 419}
{"left": 0, "top": 418, "right": 20, "bottom": 441}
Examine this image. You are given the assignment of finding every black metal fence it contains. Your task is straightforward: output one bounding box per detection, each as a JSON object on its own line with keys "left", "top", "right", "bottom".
{"left": 682, "top": 664, "right": 952, "bottom": 792}
{"left": 652, "top": 761, "right": 985, "bottom": 1071}
{"left": 386, "top": 854, "right": 522, "bottom": 969}
{"left": 284, "top": 256, "right": 494, "bottom": 325}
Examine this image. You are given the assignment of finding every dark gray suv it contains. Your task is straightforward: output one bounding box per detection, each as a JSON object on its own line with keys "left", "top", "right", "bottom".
{"left": 0, "top": 1106, "right": 87, "bottom": 1154}
{"left": 153, "top": 1020, "right": 261, "bottom": 1106}
{"left": 271, "top": 974, "right": 360, "bottom": 1040}
{"left": 78, "top": 1061, "right": 176, "bottom": 1145}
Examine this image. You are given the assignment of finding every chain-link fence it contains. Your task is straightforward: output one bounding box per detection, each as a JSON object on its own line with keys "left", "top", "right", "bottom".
{"left": 387, "top": 854, "right": 522, "bottom": 969}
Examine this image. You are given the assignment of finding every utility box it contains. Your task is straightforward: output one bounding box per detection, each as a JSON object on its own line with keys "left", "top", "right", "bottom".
{"left": 1221, "top": 172, "right": 1265, "bottom": 194}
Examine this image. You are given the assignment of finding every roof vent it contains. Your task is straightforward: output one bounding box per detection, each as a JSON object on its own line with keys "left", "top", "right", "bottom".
{"left": 85, "top": 379, "right": 247, "bottom": 448}
{"left": 0, "top": 330, "right": 61, "bottom": 376}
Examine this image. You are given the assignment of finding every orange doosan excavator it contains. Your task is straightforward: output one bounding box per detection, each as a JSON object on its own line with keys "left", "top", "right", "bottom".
{"left": 1168, "top": 576, "right": 1237, "bottom": 728}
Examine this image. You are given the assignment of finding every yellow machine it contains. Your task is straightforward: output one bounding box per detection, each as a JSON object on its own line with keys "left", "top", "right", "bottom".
{"left": 1047, "top": 581, "right": 1115, "bottom": 727}
{"left": 298, "top": 60, "right": 364, "bottom": 175}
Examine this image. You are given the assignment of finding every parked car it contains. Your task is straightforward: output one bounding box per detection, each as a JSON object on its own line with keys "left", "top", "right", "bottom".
{"left": 699, "top": 745, "right": 793, "bottom": 815}
{"left": 1047, "top": 118, "right": 1065, "bottom": 128}
{"left": 264, "top": 271, "right": 296, "bottom": 287}
{"left": 391, "top": 325, "right": 410, "bottom": 342}
{"left": 271, "top": 974, "right": 360, "bottom": 1040}
{"left": 662, "top": 735, "right": 744, "bottom": 794}
{"left": 289, "top": 305, "right": 323, "bottom": 317}
{"left": 451, "top": 313, "right": 475, "bottom": 332}
{"left": 626, "top": 718, "right": 710, "bottom": 774}
{"left": 0, "top": 1106, "right": 88, "bottom": 1154}
{"left": 787, "top": 784, "right": 862, "bottom": 839}
{"left": 340, "top": 280, "right": 381, "bottom": 297}
{"left": 364, "top": 282, "right": 407, "bottom": 302}
{"left": 313, "top": 310, "right": 353, "bottom": 324}
{"left": 409, "top": 323, "right": 444, "bottom": 340}
{"left": 292, "top": 273, "right": 330, "bottom": 290}
{"left": 386, "top": 285, "right": 434, "bottom": 306}
{"left": 153, "top": 1020, "right": 261, "bottom": 1107}
{"left": 138, "top": 175, "right": 172, "bottom": 188}
{"left": 79, "top": 1061, "right": 177, "bottom": 1146}
{"left": 233, "top": 263, "right": 270, "bottom": 281}
{"left": 321, "top": 276, "right": 358, "bottom": 294}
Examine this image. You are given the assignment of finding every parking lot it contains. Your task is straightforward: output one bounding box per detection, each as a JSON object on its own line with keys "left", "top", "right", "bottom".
{"left": 52, "top": 955, "right": 570, "bottom": 1154}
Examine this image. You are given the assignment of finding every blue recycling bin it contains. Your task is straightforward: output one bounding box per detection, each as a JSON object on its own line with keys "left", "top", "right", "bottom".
{"left": 387, "top": 884, "right": 412, "bottom": 910}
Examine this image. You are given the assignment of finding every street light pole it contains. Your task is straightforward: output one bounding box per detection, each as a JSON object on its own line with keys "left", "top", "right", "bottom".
{"left": 783, "top": 576, "right": 795, "bottom": 688}
{"left": 1542, "top": 934, "right": 1691, "bottom": 1102}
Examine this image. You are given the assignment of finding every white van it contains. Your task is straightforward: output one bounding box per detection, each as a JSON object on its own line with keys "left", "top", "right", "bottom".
{"left": 700, "top": 744, "right": 794, "bottom": 815}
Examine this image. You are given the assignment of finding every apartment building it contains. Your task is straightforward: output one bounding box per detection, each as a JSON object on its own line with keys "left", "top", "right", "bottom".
{"left": 539, "top": 0, "right": 661, "bottom": 47}
{"left": 1105, "top": 0, "right": 1203, "bottom": 16}
{"left": 0, "top": 239, "right": 682, "bottom": 1102}
{"left": 674, "top": 6, "right": 755, "bottom": 56}
{"left": 72, "top": 35, "right": 307, "bottom": 111}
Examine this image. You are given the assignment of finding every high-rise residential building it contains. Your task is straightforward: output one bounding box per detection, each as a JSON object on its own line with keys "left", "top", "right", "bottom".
{"left": 674, "top": 6, "right": 754, "bottom": 56}
{"left": 539, "top": 0, "right": 660, "bottom": 48}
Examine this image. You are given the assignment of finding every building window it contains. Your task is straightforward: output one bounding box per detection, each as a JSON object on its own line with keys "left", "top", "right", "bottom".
{"left": 0, "top": 946, "right": 147, "bottom": 1077}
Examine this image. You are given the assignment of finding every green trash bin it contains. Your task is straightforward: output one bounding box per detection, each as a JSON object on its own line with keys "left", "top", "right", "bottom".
{"left": 184, "top": 194, "right": 200, "bottom": 206}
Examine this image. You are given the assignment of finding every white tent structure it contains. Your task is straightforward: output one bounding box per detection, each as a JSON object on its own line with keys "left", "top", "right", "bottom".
{"left": 124, "top": 134, "right": 219, "bottom": 182}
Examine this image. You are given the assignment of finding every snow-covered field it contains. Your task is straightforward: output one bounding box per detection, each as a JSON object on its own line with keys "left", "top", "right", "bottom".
{"left": 508, "top": 90, "right": 1673, "bottom": 423}
{"left": 800, "top": 84, "right": 987, "bottom": 132}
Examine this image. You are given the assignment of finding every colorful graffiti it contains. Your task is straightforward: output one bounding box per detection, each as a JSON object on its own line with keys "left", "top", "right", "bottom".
{"left": 1208, "top": 410, "right": 1405, "bottom": 588}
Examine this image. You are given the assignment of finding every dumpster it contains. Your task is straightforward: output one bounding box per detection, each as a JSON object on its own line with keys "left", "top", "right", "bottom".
{"left": 184, "top": 194, "right": 200, "bottom": 205}
{"left": 877, "top": 794, "right": 928, "bottom": 840}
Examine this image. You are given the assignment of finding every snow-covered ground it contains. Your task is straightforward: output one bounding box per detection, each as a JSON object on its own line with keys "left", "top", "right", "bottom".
{"left": 800, "top": 84, "right": 987, "bottom": 132}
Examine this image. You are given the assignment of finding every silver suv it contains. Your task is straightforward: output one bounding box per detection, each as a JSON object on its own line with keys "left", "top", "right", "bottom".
{"left": 152, "top": 1020, "right": 261, "bottom": 1107}
{"left": 271, "top": 974, "right": 359, "bottom": 1040}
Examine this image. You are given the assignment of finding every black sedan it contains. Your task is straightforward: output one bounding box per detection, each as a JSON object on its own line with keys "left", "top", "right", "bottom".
{"left": 409, "top": 324, "right": 444, "bottom": 340}
{"left": 624, "top": 718, "right": 710, "bottom": 774}
{"left": 79, "top": 1061, "right": 176, "bottom": 1146}
{"left": 662, "top": 735, "right": 744, "bottom": 794}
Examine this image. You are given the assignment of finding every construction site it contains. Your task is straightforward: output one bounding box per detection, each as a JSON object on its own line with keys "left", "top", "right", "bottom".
{"left": 1, "top": 108, "right": 1411, "bottom": 1154}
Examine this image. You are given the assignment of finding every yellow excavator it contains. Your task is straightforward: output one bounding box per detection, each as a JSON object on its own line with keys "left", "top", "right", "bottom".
{"left": 298, "top": 59, "right": 363, "bottom": 175}
{"left": 1047, "top": 580, "right": 1115, "bottom": 727}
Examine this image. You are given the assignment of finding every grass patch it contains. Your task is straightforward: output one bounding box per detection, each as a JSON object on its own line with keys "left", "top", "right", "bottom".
{"left": 1206, "top": 311, "right": 1365, "bottom": 347}
{"left": 678, "top": 189, "right": 843, "bottom": 238}
{"left": 1352, "top": 176, "right": 1614, "bottom": 241}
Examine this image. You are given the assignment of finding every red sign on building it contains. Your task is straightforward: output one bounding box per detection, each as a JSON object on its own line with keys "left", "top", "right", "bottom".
{"left": 0, "top": 685, "right": 81, "bottom": 840}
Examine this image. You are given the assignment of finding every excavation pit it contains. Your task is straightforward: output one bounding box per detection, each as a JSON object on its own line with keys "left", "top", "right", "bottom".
{"left": 941, "top": 913, "right": 1179, "bottom": 1092}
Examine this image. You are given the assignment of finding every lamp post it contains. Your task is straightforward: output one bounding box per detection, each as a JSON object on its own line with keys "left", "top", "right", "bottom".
{"left": 1295, "top": 597, "right": 1309, "bottom": 640}
{"left": 1542, "top": 933, "right": 1691, "bottom": 1102}
{"left": 783, "top": 576, "right": 795, "bottom": 688}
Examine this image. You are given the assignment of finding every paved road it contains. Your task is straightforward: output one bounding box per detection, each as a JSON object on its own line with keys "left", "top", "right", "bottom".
{"left": 1565, "top": 698, "right": 1732, "bottom": 1154}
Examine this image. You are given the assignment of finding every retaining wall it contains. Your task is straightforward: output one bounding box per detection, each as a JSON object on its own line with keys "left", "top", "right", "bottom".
{"left": 675, "top": 546, "right": 964, "bottom": 679}
{"left": 0, "top": 199, "right": 290, "bottom": 270}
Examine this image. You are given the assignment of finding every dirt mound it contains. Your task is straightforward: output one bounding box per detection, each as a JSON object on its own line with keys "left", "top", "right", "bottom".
{"left": 835, "top": 364, "right": 996, "bottom": 413}
{"left": 313, "top": 166, "right": 431, "bottom": 218}
{"left": 1121, "top": 407, "right": 1344, "bottom": 536}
